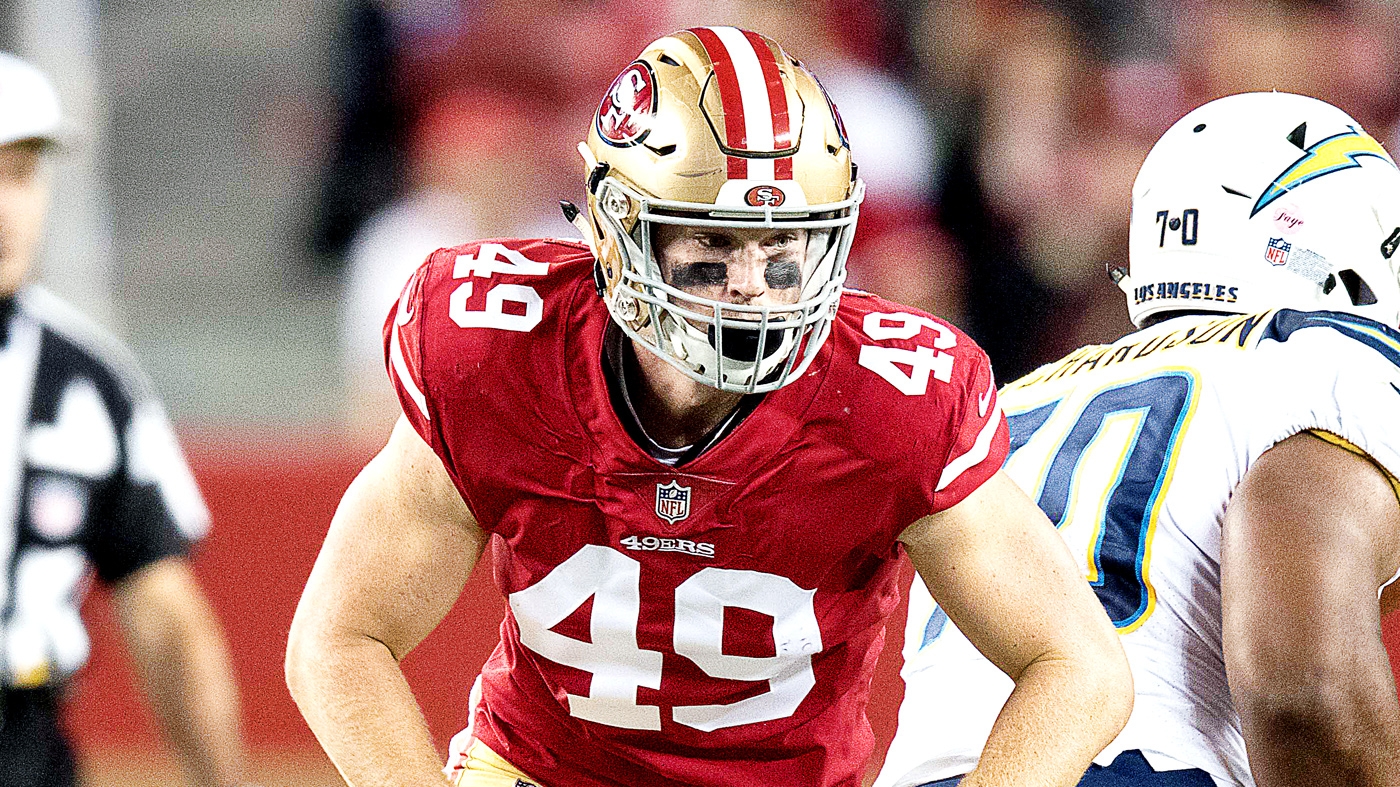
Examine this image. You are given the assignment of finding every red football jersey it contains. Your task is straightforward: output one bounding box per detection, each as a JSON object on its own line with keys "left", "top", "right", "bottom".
{"left": 384, "top": 238, "right": 1008, "bottom": 787}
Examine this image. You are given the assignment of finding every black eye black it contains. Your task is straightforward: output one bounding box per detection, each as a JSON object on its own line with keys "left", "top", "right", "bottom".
{"left": 765, "top": 261, "right": 801, "bottom": 289}
{"left": 671, "top": 262, "right": 729, "bottom": 287}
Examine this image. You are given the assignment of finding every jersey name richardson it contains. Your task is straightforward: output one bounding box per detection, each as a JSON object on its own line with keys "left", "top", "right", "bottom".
{"left": 383, "top": 238, "right": 1009, "bottom": 787}
{"left": 1012, "top": 311, "right": 1269, "bottom": 388}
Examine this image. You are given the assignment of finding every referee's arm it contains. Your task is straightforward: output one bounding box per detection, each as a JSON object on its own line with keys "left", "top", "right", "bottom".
{"left": 91, "top": 395, "right": 247, "bottom": 787}
{"left": 113, "top": 557, "right": 246, "bottom": 787}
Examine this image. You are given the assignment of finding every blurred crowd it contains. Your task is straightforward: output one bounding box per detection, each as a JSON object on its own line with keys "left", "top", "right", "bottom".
{"left": 316, "top": 0, "right": 1400, "bottom": 429}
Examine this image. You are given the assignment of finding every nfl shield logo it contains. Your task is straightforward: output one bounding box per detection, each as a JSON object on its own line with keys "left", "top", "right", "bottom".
{"left": 1265, "top": 237, "right": 1291, "bottom": 266}
{"left": 655, "top": 481, "right": 691, "bottom": 525}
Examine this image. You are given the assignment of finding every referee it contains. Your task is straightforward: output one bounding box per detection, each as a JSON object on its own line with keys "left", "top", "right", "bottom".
{"left": 0, "top": 53, "right": 246, "bottom": 786}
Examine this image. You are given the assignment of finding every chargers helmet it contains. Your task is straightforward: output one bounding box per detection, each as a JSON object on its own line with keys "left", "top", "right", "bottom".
{"left": 1118, "top": 92, "right": 1400, "bottom": 328}
{"left": 568, "top": 27, "right": 863, "bottom": 393}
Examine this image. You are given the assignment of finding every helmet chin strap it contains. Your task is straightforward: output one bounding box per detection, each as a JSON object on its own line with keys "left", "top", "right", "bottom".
{"left": 1106, "top": 263, "right": 1134, "bottom": 296}
{"left": 559, "top": 200, "right": 601, "bottom": 260}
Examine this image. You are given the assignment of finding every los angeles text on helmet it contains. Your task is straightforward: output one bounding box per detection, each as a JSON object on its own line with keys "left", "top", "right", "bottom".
{"left": 1133, "top": 281, "right": 1240, "bottom": 306}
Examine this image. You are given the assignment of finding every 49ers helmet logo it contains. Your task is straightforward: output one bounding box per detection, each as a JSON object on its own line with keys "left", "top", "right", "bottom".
{"left": 597, "top": 62, "right": 657, "bottom": 147}
{"left": 744, "top": 185, "right": 786, "bottom": 207}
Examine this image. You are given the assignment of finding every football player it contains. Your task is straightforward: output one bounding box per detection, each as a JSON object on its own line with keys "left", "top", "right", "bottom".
{"left": 285, "top": 28, "right": 1131, "bottom": 787}
{"left": 876, "top": 91, "right": 1400, "bottom": 787}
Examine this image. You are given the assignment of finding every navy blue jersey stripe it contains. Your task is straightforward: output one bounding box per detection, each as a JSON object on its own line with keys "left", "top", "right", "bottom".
{"left": 1261, "top": 309, "right": 1400, "bottom": 369}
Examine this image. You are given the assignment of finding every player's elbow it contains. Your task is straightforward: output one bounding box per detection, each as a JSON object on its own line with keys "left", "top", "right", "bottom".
{"left": 1064, "top": 625, "right": 1135, "bottom": 739}
{"left": 1027, "top": 629, "right": 1134, "bottom": 742}
{"left": 1088, "top": 642, "right": 1135, "bottom": 737}
{"left": 284, "top": 611, "right": 325, "bottom": 707}
{"left": 1234, "top": 680, "right": 1383, "bottom": 765}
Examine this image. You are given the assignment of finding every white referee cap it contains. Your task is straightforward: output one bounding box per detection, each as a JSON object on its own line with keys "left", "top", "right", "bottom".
{"left": 0, "top": 52, "right": 61, "bottom": 147}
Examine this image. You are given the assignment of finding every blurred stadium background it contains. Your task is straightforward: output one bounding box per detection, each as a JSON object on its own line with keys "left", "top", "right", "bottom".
{"left": 3, "top": 0, "right": 1399, "bottom": 783}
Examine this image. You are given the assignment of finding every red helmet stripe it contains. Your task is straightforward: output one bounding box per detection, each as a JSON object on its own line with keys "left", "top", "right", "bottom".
{"left": 741, "top": 29, "right": 792, "bottom": 151}
{"left": 689, "top": 26, "right": 750, "bottom": 179}
{"left": 774, "top": 154, "right": 793, "bottom": 180}
{"left": 740, "top": 29, "right": 795, "bottom": 180}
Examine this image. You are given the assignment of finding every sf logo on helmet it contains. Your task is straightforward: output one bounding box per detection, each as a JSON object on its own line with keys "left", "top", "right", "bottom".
{"left": 744, "top": 185, "right": 787, "bottom": 207}
{"left": 597, "top": 62, "right": 656, "bottom": 147}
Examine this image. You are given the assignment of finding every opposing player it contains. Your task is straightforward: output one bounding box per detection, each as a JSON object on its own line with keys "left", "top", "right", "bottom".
{"left": 285, "top": 27, "right": 1131, "bottom": 787}
{"left": 877, "top": 92, "right": 1400, "bottom": 787}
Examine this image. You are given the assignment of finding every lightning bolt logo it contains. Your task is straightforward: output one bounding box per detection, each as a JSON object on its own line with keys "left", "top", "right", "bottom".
{"left": 1251, "top": 127, "right": 1394, "bottom": 217}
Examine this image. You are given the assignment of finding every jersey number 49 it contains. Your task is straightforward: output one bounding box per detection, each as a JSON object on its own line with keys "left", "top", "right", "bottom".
{"left": 508, "top": 544, "right": 822, "bottom": 732}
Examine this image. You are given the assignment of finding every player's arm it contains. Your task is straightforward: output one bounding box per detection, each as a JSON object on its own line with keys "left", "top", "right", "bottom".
{"left": 285, "top": 416, "right": 487, "bottom": 787}
{"left": 1222, "top": 431, "right": 1400, "bottom": 787}
{"left": 900, "top": 470, "right": 1133, "bottom": 787}
{"left": 113, "top": 557, "right": 245, "bottom": 787}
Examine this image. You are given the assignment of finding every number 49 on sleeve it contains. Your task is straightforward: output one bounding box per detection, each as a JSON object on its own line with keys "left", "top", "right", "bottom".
{"left": 450, "top": 243, "right": 549, "bottom": 332}
{"left": 857, "top": 312, "right": 957, "bottom": 396}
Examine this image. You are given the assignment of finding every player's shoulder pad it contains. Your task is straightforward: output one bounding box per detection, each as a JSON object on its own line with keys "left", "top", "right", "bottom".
{"left": 1257, "top": 308, "right": 1400, "bottom": 371}
{"left": 828, "top": 290, "right": 1007, "bottom": 506}
{"left": 384, "top": 237, "right": 595, "bottom": 424}
{"left": 1256, "top": 309, "right": 1400, "bottom": 497}
{"left": 832, "top": 288, "right": 995, "bottom": 406}
{"left": 397, "top": 236, "right": 595, "bottom": 328}
{"left": 410, "top": 237, "right": 595, "bottom": 299}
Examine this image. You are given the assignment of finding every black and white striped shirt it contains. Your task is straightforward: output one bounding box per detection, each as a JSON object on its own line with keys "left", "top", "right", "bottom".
{"left": 0, "top": 286, "right": 207, "bottom": 688}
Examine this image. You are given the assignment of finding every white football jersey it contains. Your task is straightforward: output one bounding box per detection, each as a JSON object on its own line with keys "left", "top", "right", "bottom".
{"left": 877, "top": 309, "right": 1400, "bottom": 787}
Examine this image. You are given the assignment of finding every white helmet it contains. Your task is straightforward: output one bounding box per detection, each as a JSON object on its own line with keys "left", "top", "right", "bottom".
{"left": 1118, "top": 92, "right": 1400, "bottom": 328}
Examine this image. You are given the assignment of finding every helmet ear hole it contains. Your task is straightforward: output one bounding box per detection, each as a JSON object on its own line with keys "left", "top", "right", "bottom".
{"left": 1337, "top": 269, "right": 1379, "bottom": 306}
{"left": 1286, "top": 122, "right": 1308, "bottom": 150}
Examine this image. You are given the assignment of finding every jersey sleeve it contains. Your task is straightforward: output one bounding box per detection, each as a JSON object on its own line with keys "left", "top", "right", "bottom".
{"left": 88, "top": 393, "right": 209, "bottom": 585}
{"left": 383, "top": 253, "right": 440, "bottom": 451}
{"left": 1250, "top": 312, "right": 1400, "bottom": 509}
{"left": 930, "top": 340, "right": 1010, "bottom": 512}
{"left": 1284, "top": 327, "right": 1400, "bottom": 501}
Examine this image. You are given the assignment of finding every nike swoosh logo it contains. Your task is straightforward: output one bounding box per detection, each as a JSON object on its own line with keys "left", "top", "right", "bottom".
{"left": 978, "top": 383, "right": 995, "bottom": 417}
{"left": 1392, "top": 382, "right": 1400, "bottom": 396}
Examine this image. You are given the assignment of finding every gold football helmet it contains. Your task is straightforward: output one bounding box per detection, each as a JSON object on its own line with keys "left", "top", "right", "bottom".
{"left": 567, "top": 26, "right": 864, "bottom": 393}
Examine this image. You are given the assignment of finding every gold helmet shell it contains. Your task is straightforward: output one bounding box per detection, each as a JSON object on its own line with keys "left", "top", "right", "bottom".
{"left": 574, "top": 26, "right": 864, "bottom": 393}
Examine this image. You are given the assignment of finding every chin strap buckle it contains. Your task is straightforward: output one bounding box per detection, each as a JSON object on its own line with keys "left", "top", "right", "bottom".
{"left": 560, "top": 199, "right": 602, "bottom": 266}
{"left": 1106, "top": 263, "right": 1133, "bottom": 296}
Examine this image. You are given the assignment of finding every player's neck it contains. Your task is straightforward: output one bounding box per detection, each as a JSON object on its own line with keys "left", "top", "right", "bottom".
{"left": 627, "top": 339, "right": 743, "bottom": 449}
